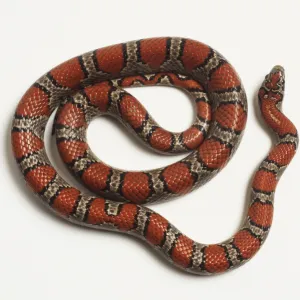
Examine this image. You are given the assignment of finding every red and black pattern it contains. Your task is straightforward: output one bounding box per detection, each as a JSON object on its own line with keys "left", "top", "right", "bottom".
{"left": 55, "top": 72, "right": 211, "bottom": 203}
{"left": 11, "top": 38, "right": 298, "bottom": 275}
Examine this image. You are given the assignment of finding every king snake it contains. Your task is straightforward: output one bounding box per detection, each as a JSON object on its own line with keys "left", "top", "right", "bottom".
{"left": 11, "top": 38, "right": 298, "bottom": 275}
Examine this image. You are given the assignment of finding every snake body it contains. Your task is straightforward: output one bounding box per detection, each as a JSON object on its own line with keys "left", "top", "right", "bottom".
{"left": 11, "top": 38, "right": 298, "bottom": 274}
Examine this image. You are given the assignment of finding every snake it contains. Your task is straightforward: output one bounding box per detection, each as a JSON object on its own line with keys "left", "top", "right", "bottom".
{"left": 11, "top": 37, "right": 298, "bottom": 275}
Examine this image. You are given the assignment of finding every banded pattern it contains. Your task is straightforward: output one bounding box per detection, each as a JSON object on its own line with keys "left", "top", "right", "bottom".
{"left": 55, "top": 73, "right": 214, "bottom": 203}
{"left": 11, "top": 37, "right": 298, "bottom": 275}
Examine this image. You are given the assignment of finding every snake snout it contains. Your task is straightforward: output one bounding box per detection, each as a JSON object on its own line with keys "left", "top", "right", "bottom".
{"left": 271, "top": 65, "right": 285, "bottom": 74}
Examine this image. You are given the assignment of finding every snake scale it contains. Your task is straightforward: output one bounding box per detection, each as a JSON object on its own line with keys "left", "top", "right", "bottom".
{"left": 11, "top": 37, "right": 298, "bottom": 275}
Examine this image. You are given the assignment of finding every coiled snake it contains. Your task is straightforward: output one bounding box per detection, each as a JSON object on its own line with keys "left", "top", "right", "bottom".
{"left": 11, "top": 38, "right": 298, "bottom": 275}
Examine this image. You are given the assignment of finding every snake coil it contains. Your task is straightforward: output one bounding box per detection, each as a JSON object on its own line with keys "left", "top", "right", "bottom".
{"left": 11, "top": 38, "right": 298, "bottom": 274}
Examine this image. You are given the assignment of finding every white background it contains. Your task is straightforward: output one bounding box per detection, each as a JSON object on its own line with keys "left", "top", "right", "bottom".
{"left": 1, "top": 0, "right": 300, "bottom": 299}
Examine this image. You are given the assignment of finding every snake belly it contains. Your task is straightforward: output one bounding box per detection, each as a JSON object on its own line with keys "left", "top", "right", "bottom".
{"left": 11, "top": 38, "right": 298, "bottom": 275}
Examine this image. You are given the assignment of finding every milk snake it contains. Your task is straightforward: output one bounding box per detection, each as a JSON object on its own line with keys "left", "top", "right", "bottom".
{"left": 11, "top": 38, "right": 298, "bottom": 275}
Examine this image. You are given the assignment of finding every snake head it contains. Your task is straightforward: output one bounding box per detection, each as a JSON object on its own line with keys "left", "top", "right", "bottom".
{"left": 258, "top": 65, "right": 285, "bottom": 103}
{"left": 265, "top": 65, "right": 285, "bottom": 92}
